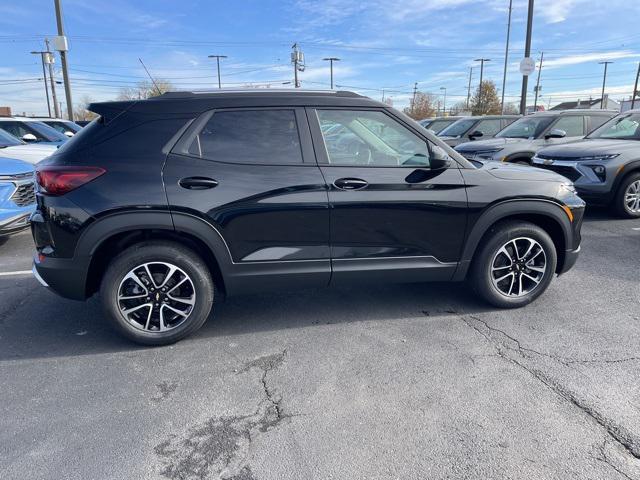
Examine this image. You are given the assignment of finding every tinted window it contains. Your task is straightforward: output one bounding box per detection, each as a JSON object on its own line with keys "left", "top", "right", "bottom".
{"left": 0, "top": 122, "right": 36, "bottom": 140}
{"left": 552, "top": 116, "right": 584, "bottom": 137}
{"left": 188, "top": 110, "right": 303, "bottom": 165}
{"left": 475, "top": 119, "right": 502, "bottom": 136}
{"left": 317, "top": 109, "right": 430, "bottom": 167}
{"left": 497, "top": 116, "right": 554, "bottom": 138}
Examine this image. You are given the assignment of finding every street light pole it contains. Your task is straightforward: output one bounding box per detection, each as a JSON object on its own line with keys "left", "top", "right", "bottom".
{"left": 466, "top": 67, "right": 473, "bottom": 110}
{"left": 322, "top": 57, "right": 340, "bottom": 89}
{"left": 599, "top": 61, "right": 613, "bottom": 109}
{"left": 44, "top": 39, "right": 60, "bottom": 117}
{"left": 533, "top": 51, "right": 544, "bottom": 111}
{"left": 501, "top": 0, "right": 513, "bottom": 114}
{"left": 519, "top": 0, "right": 535, "bottom": 115}
{"left": 208, "top": 55, "right": 227, "bottom": 89}
{"left": 474, "top": 58, "right": 490, "bottom": 113}
{"left": 632, "top": 62, "right": 640, "bottom": 110}
{"left": 54, "top": 0, "right": 74, "bottom": 121}
{"left": 31, "top": 50, "right": 51, "bottom": 117}
{"left": 440, "top": 87, "right": 447, "bottom": 115}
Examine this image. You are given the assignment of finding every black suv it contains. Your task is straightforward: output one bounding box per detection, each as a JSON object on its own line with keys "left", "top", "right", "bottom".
{"left": 31, "top": 90, "right": 584, "bottom": 345}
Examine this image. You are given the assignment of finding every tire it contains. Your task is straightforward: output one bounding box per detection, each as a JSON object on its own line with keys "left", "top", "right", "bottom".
{"left": 469, "top": 221, "right": 557, "bottom": 308}
{"left": 612, "top": 172, "right": 640, "bottom": 219}
{"left": 100, "top": 241, "right": 215, "bottom": 345}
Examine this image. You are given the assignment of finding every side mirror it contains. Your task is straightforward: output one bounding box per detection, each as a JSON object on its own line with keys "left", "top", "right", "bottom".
{"left": 431, "top": 145, "right": 452, "bottom": 170}
{"left": 468, "top": 130, "right": 484, "bottom": 140}
{"left": 64, "top": 130, "right": 74, "bottom": 137}
{"left": 545, "top": 128, "right": 566, "bottom": 140}
{"left": 22, "top": 133, "right": 37, "bottom": 142}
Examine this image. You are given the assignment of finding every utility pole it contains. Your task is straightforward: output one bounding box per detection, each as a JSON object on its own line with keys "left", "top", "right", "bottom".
{"left": 632, "top": 62, "right": 640, "bottom": 109}
{"left": 599, "top": 61, "right": 613, "bottom": 109}
{"left": 519, "top": 0, "right": 534, "bottom": 115}
{"left": 440, "top": 87, "right": 447, "bottom": 115}
{"left": 533, "top": 51, "right": 544, "bottom": 111}
{"left": 30, "top": 50, "right": 52, "bottom": 117}
{"left": 291, "top": 43, "right": 305, "bottom": 88}
{"left": 466, "top": 67, "right": 473, "bottom": 110}
{"left": 54, "top": 0, "right": 74, "bottom": 121}
{"left": 45, "top": 39, "right": 60, "bottom": 117}
{"left": 208, "top": 55, "right": 227, "bottom": 89}
{"left": 474, "top": 58, "right": 490, "bottom": 113}
{"left": 322, "top": 57, "right": 340, "bottom": 89}
{"left": 501, "top": 0, "right": 513, "bottom": 114}
{"left": 411, "top": 82, "right": 418, "bottom": 114}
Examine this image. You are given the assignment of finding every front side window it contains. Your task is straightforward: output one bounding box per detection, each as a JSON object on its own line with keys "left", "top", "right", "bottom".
{"left": 438, "top": 119, "right": 476, "bottom": 137}
{"left": 587, "top": 115, "right": 611, "bottom": 132}
{"left": 552, "top": 116, "right": 585, "bottom": 137}
{"left": 317, "top": 109, "right": 430, "bottom": 167}
{"left": 497, "top": 116, "right": 554, "bottom": 139}
{"left": 427, "top": 119, "right": 456, "bottom": 134}
{"left": 187, "top": 109, "right": 303, "bottom": 165}
{"left": 587, "top": 113, "right": 640, "bottom": 140}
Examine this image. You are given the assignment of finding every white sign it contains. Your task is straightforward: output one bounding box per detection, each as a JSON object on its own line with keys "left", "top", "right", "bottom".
{"left": 520, "top": 57, "right": 536, "bottom": 76}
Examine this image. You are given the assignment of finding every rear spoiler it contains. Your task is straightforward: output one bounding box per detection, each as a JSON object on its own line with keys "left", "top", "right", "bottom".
{"left": 88, "top": 100, "right": 138, "bottom": 124}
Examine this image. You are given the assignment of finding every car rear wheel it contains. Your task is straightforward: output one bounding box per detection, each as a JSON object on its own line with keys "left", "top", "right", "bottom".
{"left": 470, "top": 221, "right": 557, "bottom": 308}
{"left": 100, "top": 241, "right": 214, "bottom": 345}
{"left": 613, "top": 172, "right": 640, "bottom": 218}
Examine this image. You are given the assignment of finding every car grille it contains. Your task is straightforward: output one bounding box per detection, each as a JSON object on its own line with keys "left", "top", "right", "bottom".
{"left": 10, "top": 182, "right": 36, "bottom": 207}
{"left": 535, "top": 164, "right": 582, "bottom": 182}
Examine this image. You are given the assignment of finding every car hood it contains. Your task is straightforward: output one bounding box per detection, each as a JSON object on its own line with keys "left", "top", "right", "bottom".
{"left": 0, "top": 144, "right": 57, "bottom": 164}
{"left": 537, "top": 138, "right": 640, "bottom": 158}
{"left": 456, "top": 137, "right": 524, "bottom": 152}
{"left": 481, "top": 161, "right": 568, "bottom": 183}
{"left": 0, "top": 156, "right": 35, "bottom": 176}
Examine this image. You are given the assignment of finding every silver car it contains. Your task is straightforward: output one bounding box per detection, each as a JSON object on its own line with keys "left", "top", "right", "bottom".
{"left": 455, "top": 110, "right": 616, "bottom": 165}
{"left": 437, "top": 115, "right": 520, "bottom": 147}
{"left": 532, "top": 110, "right": 640, "bottom": 218}
{"left": 0, "top": 157, "right": 36, "bottom": 236}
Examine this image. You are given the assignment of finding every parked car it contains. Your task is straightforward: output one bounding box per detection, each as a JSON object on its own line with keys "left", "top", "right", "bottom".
{"left": 0, "top": 157, "right": 36, "bottom": 237}
{"left": 28, "top": 117, "right": 82, "bottom": 137}
{"left": 75, "top": 120, "right": 92, "bottom": 127}
{"left": 0, "top": 118, "right": 69, "bottom": 146}
{"left": 438, "top": 115, "right": 520, "bottom": 147}
{"left": 0, "top": 128, "right": 57, "bottom": 164}
{"left": 418, "top": 117, "right": 435, "bottom": 129}
{"left": 533, "top": 110, "right": 640, "bottom": 218}
{"left": 421, "top": 116, "right": 463, "bottom": 134}
{"left": 32, "top": 90, "right": 584, "bottom": 345}
{"left": 455, "top": 110, "right": 616, "bottom": 164}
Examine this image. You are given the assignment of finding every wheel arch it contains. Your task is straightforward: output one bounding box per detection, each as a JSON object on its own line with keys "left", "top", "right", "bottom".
{"left": 612, "top": 159, "right": 640, "bottom": 197}
{"left": 78, "top": 211, "right": 232, "bottom": 297}
{"left": 453, "top": 199, "right": 572, "bottom": 280}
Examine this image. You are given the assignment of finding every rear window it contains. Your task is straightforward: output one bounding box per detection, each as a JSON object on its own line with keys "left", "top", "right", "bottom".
{"left": 186, "top": 109, "right": 303, "bottom": 165}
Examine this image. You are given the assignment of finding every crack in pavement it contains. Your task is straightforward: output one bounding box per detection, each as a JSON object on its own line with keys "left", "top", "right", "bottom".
{"left": 597, "top": 439, "right": 637, "bottom": 480}
{"left": 460, "top": 314, "right": 640, "bottom": 469}
{"left": 154, "top": 350, "right": 288, "bottom": 480}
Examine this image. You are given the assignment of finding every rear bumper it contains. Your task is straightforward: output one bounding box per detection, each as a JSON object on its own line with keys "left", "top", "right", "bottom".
{"left": 32, "top": 253, "right": 90, "bottom": 300}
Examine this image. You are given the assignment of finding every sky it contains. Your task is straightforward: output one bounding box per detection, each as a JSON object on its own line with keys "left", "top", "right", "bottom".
{"left": 1, "top": 0, "right": 640, "bottom": 116}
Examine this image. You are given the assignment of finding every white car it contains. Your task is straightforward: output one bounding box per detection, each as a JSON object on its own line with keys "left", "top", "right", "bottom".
{"left": 25, "top": 117, "right": 82, "bottom": 137}
{"left": 0, "top": 129, "right": 57, "bottom": 164}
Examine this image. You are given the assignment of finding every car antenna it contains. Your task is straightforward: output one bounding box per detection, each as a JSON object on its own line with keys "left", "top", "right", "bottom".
{"left": 138, "top": 58, "right": 161, "bottom": 96}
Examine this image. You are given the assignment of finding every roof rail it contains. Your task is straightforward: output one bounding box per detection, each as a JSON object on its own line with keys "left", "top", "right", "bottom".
{"left": 155, "top": 89, "right": 362, "bottom": 99}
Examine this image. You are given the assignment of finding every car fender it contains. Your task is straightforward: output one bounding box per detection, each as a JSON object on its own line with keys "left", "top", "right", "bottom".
{"left": 452, "top": 199, "right": 573, "bottom": 281}
{"left": 612, "top": 159, "right": 640, "bottom": 194}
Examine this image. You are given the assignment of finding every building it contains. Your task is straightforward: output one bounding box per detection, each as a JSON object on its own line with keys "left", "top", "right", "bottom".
{"left": 550, "top": 96, "right": 620, "bottom": 111}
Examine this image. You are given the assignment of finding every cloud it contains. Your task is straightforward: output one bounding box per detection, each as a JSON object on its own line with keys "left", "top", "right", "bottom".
{"left": 543, "top": 50, "right": 640, "bottom": 69}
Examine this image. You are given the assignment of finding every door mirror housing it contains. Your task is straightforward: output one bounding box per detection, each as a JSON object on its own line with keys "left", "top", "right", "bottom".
{"left": 545, "top": 128, "right": 566, "bottom": 140}
{"left": 64, "top": 130, "right": 74, "bottom": 137}
{"left": 22, "top": 133, "right": 38, "bottom": 142}
{"left": 430, "top": 145, "right": 452, "bottom": 170}
{"left": 468, "top": 130, "right": 484, "bottom": 140}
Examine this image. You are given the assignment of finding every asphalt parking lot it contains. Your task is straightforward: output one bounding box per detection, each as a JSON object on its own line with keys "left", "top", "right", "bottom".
{"left": 1, "top": 210, "right": 639, "bottom": 480}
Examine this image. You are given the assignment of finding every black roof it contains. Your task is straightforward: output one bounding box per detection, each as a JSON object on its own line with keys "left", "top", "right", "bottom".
{"left": 550, "top": 98, "right": 605, "bottom": 111}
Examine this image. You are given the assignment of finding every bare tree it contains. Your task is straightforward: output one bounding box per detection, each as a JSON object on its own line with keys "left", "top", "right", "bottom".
{"left": 117, "top": 79, "right": 174, "bottom": 100}
{"left": 470, "top": 80, "right": 502, "bottom": 115}
{"left": 73, "top": 95, "right": 98, "bottom": 121}
{"left": 403, "top": 92, "right": 437, "bottom": 120}
{"left": 502, "top": 102, "right": 520, "bottom": 115}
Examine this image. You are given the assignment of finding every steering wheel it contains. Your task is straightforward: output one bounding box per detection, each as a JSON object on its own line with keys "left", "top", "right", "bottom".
{"left": 354, "top": 143, "right": 372, "bottom": 165}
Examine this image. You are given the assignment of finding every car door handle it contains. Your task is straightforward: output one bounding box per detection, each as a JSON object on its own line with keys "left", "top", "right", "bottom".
{"left": 334, "top": 178, "right": 368, "bottom": 190}
{"left": 179, "top": 177, "right": 219, "bottom": 190}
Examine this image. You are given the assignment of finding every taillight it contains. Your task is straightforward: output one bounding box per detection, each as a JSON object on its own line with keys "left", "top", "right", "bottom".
{"left": 36, "top": 166, "right": 106, "bottom": 196}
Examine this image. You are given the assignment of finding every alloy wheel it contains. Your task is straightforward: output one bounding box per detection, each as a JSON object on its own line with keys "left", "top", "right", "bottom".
{"left": 117, "top": 262, "right": 196, "bottom": 332}
{"left": 490, "top": 237, "right": 547, "bottom": 297}
{"left": 624, "top": 180, "right": 640, "bottom": 214}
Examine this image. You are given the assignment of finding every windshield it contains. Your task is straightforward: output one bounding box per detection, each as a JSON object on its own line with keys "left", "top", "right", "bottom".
{"left": 427, "top": 119, "right": 457, "bottom": 134}
{"left": 45, "top": 120, "right": 82, "bottom": 134}
{"left": 438, "top": 119, "right": 476, "bottom": 137}
{"left": 0, "top": 129, "right": 24, "bottom": 147}
{"left": 27, "top": 121, "right": 69, "bottom": 142}
{"left": 586, "top": 113, "right": 640, "bottom": 140}
{"left": 497, "top": 116, "right": 554, "bottom": 139}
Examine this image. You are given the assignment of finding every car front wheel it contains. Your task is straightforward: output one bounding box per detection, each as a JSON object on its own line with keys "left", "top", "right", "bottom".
{"left": 470, "top": 221, "right": 557, "bottom": 308}
{"left": 100, "top": 241, "right": 215, "bottom": 345}
{"left": 613, "top": 172, "right": 640, "bottom": 218}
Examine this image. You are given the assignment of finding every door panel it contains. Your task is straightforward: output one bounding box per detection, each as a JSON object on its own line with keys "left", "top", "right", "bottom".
{"left": 309, "top": 107, "right": 468, "bottom": 284}
{"left": 164, "top": 107, "right": 330, "bottom": 293}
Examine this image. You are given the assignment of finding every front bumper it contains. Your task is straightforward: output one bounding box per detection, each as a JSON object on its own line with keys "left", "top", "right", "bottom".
{"left": 0, "top": 208, "right": 33, "bottom": 236}
{"left": 558, "top": 245, "right": 580, "bottom": 275}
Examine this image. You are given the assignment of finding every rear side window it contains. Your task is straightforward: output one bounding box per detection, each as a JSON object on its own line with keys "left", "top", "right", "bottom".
{"left": 475, "top": 119, "right": 502, "bottom": 136}
{"left": 187, "top": 109, "right": 303, "bottom": 165}
{"left": 553, "top": 116, "right": 585, "bottom": 137}
{"left": 588, "top": 115, "right": 611, "bottom": 131}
